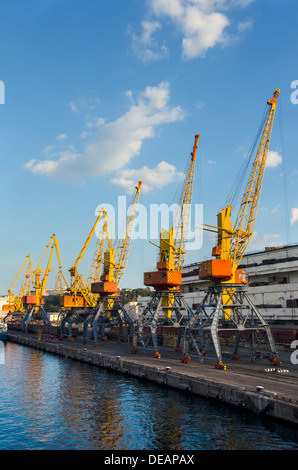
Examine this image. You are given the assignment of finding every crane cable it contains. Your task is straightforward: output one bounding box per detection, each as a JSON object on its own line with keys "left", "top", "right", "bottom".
{"left": 278, "top": 96, "right": 291, "bottom": 245}
{"left": 224, "top": 103, "right": 269, "bottom": 211}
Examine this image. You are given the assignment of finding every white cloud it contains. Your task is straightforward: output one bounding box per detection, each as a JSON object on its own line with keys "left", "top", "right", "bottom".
{"left": 248, "top": 232, "right": 281, "bottom": 252}
{"left": 136, "top": 0, "right": 254, "bottom": 60}
{"left": 111, "top": 161, "right": 184, "bottom": 193}
{"left": 266, "top": 150, "right": 282, "bottom": 168}
{"left": 43, "top": 145, "right": 55, "bottom": 154}
{"left": 56, "top": 133, "right": 67, "bottom": 140}
{"left": 290, "top": 208, "right": 298, "bottom": 225}
{"left": 237, "top": 17, "right": 253, "bottom": 33}
{"left": 70, "top": 93, "right": 100, "bottom": 113}
{"left": 70, "top": 100, "right": 79, "bottom": 113}
{"left": 24, "top": 82, "right": 185, "bottom": 187}
{"left": 129, "top": 20, "right": 169, "bottom": 63}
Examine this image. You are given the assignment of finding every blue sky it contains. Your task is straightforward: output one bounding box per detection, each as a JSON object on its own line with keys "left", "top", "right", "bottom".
{"left": 1, "top": 0, "right": 298, "bottom": 294}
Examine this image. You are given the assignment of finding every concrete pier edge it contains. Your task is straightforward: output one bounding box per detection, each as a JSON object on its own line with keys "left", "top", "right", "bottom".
{"left": 6, "top": 332, "right": 298, "bottom": 427}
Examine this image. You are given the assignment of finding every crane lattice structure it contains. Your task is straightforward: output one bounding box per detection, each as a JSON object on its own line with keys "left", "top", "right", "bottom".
{"left": 60, "top": 208, "right": 112, "bottom": 337}
{"left": 133, "top": 134, "right": 200, "bottom": 357}
{"left": 182, "top": 90, "right": 281, "bottom": 369}
{"left": 3, "top": 254, "right": 34, "bottom": 321}
{"left": 82, "top": 181, "right": 143, "bottom": 345}
{"left": 21, "top": 234, "right": 67, "bottom": 329}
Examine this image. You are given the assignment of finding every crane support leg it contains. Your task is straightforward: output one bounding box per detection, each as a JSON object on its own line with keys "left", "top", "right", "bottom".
{"left": 243, "top": 292, "right": 278, "bottom": 357}
{"left": 92, "top": 303, "right": 105, "bottom": 345}
{"left": 182, "top": 284, "right": 278, "bottom": 368}
{"left": 82, "top": 310, "right": 96, "bottom": 343}
{"left": 210, "top": 295, "right": 223, "bottom": 364}
{"left": 21, "top": 306, "right": 51, "bottom": 331}
{"left": 150, "top": 295, "right": 164, "bottom": 353}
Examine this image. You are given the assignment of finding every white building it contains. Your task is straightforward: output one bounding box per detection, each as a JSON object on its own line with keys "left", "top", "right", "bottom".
{"left": 0, "top": 296, "right": 9, "bottom": 316}
{"left": 181, "top": 244, "right": 298, "bottom": 322}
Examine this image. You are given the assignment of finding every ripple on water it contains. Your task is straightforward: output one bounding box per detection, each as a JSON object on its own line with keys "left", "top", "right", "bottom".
{"left": 1, "top": 343, "right": 298, "bottom": 450}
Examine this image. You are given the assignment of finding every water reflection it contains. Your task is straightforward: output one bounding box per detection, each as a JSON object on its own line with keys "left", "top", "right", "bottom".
{"left": 1, "top": 343, "right": 298, "bottom": 450}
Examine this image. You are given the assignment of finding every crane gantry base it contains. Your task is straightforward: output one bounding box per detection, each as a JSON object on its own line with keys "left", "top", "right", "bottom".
{"left": 132, "top": 289, "right": 193, "bottom": 355}
{"left": 181, "top": 284, "right": 279, "bottom": 367}
{"left": 60, "top": 308, "right": 89, "bottom": 338}
{"left": 82, "top": 297, "right": 135, "bottom": 345}
{"left": 21, "top": 306, "right": 51, "bottom": 330}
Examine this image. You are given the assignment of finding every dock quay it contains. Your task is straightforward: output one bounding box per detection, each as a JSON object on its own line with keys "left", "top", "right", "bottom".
{"left": 6, "top": 329, "right": 298, "bottom": 427}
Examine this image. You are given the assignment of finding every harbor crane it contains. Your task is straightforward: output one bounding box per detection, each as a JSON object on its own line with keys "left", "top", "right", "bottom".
{"left": 182, "top": 89, "right": 281, "bottom": 369}
{"left": 84, "top": 181, "right": 143, "bottom": 345}
{"left": 133, "top": 134, "right": 200, "bottom": 357}
{"left": 60, "top": 208, "right": 111, "bottom": 337}
{"left": 3, "top": 254, "right": 34, "bottom": 320}
{"left": 21, "top": 234, "right": 67, "bottom": 329}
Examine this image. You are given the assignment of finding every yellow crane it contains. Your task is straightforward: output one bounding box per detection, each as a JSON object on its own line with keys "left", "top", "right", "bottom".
{"left": 21, "top": 234, "right": 67, "bottom": 329}
{"left": 85, "top": 181, "right": 143, "bottom": 345}
{"left": 60, "top": 208, "right": 112, "bottom": 337}
{"left": 61, "top": 208, "right": 111, "bottom": 310}
{"left": 3, "top": 254, "right": 34, "bottom": 316}
{"left": 183, "top": 89, "right": 280, "bottom": 368}
{"left": 133, "top": 134, "right": 200, "bottom": 357}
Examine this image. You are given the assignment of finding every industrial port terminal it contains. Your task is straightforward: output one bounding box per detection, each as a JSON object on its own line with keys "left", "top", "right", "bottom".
{"left": 2, "top": 89, "right": 298, "bottom": 427}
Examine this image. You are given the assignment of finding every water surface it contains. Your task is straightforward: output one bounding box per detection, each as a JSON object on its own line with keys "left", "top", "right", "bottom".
{"left": 1, "top": 342, "right": 298, "bottom": 450}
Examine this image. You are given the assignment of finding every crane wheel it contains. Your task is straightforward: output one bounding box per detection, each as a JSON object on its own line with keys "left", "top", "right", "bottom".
{"left": 231, "top": 353, "right": 240, "bottom": 361}
{"left": 269, "top": 357, "right": 281, "bottom": 366}
{"left": 180, "top": 355, "right": 191, "bottom": 363}
{"left": 215, "top": 361, "right": 226, "bottom": 370}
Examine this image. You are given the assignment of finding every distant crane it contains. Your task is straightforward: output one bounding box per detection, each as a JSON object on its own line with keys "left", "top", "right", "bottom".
{"left": 84, "top": 181, "right": 143, "bottom": 345}
{"left": 60, "top": 208, "right": 112, "bottom": 337}
{"left": 21, "top": 234, "right": 67, "bottom": 329}
{"left": 133, "top": 134, "right": 200, "bottom": 357}
{"left": 3, "top": 254, "right": 34, "bottom": 319}
{"left": 183, "top": 89, "right": 281, "bottom": 369}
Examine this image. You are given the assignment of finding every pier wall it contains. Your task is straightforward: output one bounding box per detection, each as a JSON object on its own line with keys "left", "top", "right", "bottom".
{"left": 7, "top": 332, "right": 298, "bottom": 427}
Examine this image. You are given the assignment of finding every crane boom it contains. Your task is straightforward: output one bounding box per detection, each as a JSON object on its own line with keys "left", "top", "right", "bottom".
{"left": 114, "top": 180, "right": 143, "bottom": 284}
{"left": 3, "top": 254, "right": 34, "bottom": 312}
{"left": 62, "top": 208, "right": 111, "bottom": 309}
{"left": 230, "top": 89, "right": 280, "bottom": 270}
{"left": 91, "top": 181, "right": 142, "bottom": 296}
{"left": 173, "top": 133, "right": 199, "bottom": 271}
{"left": 199, "top": 89, "right": 280, "bottom": 284}
{"left": 144, "top": 134, "right": 199, "bottom": 291}
{"left": 24, "top": 234, "right": 65, "bottom": 308}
